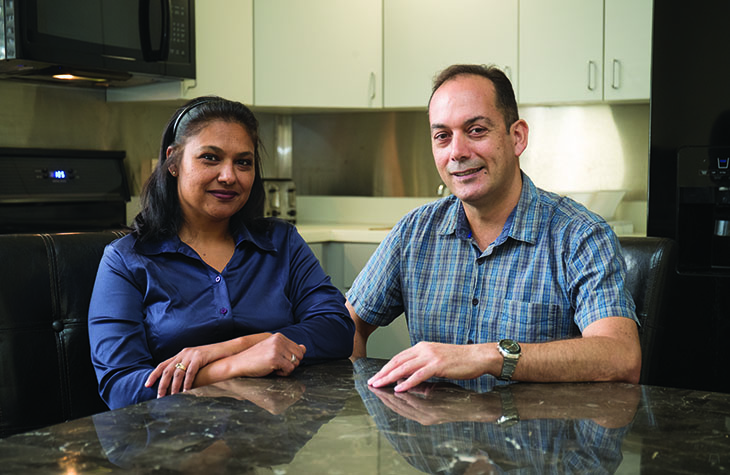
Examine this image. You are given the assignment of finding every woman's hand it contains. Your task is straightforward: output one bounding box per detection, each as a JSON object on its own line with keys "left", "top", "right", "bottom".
{"left": 146, "top": 333, "right": 275, "bottom": 398}
{"left": 228, "top": 333, "right": 306, "bottom": 378}
{"left": 146, "top": 341, "right": 238, "bottom": 398}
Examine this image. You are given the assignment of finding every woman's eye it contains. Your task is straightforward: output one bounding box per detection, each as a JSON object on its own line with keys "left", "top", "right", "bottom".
{"left": 236, "top": 158, "right": 253, "bottom": 167}
{"left": 201, "top": 153, "right": 218, "bottom": 161}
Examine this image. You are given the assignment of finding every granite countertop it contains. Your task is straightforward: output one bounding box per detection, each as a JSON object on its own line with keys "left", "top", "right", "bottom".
{"left": 1, "top": 359, "right": 729, "bottom": 474}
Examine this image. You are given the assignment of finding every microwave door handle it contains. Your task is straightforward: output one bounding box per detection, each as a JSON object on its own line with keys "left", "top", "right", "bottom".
{"left": 139, "top": 0, "right": 170, "bottom": 61}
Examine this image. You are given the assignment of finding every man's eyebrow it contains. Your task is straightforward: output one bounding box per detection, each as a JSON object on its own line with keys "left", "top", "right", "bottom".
{"left": 430, "top": 116, "right": 496, "bottom": 130}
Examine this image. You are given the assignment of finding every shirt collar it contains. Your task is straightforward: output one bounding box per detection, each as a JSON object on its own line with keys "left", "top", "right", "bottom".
{"left": 440, "top": 172, "right": 541, "bottom": 245}
{"left": 133, "top": 221, "right": 278, "bottom": 256}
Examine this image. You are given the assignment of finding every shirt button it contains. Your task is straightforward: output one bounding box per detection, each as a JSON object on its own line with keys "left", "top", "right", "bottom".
{"left": 215, "top": 275, "right": 221, "bottom": 283}
{"left": 467, "top": 339, "right": 474, "bottom": 344}
{"left": 219, "top": 307, "right": 228, "bottom": 315}
{"left": 472, "top": 298, "right": 479, "bottom": 306}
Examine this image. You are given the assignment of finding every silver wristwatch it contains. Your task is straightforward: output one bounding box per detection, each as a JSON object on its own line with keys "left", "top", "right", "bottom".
{"left": 497, "top": 339, "right": 521, "bottom": 381}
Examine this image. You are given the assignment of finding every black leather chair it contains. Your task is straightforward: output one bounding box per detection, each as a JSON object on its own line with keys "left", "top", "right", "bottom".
{"left": 0, "top": 231, "right": 126, "bottom": 437}
{"left": 618, "top": 236, "right": 678, "bottom": 385}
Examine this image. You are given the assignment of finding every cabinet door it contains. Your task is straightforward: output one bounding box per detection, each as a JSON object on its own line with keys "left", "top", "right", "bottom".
{"left": 254, "top": 0, "right": 382, "bottom": 108}
{"left": 519, "top": 0, "right": 603, "bottom": 104}
{"left": 384, "top": 0, "right": 518, "bottom": 109}
{"left": 182, "top": 0, "right": 254, "bottom": 103}
{"left": 603, "top": 0, "right": 652, "bottom": 101}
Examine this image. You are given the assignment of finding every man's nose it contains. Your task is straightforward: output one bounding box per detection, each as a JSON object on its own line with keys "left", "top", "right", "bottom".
{"left": 450, "top": 133, "right": 469, "bottom": 160}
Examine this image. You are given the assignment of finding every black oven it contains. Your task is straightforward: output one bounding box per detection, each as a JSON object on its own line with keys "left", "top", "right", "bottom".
{"left": 0, "top": 148, "right": 130, "bottom": 234}
{"left": 0, "top": 0, "right": 195, "bottom": 87}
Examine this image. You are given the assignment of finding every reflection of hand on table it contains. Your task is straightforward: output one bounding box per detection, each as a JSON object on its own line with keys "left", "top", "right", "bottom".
{"left": 193, "top": 378, "right": 306, "bottom": 415}
{"left": 371, "top": 381, "right": 641, "bottom": 428}
{"left": 370, "top": 383, "right": 502, "bottom": 425}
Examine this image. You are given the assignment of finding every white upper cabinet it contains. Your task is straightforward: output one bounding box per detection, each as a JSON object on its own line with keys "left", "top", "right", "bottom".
{"left": 182, "top": 0, "right": 254, "bottom": 103}
{"left": 383, "top": 0, "right": 518, "bottom": 109}
{"left": 519, "top": 0, "right": 604, "bottom": 104}
{"left": 253, "top": 0, "right": 382, "bottom": 109}
{"left": 519, "top": 0, "right": 651, "bottom": 105}
{"left": 107, "top": 1, "right": 254, "bottom": 103}
{"left": 603, "top": 0, "right": 653, "bottom": 101}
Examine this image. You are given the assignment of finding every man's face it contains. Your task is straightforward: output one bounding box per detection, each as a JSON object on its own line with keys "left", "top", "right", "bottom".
{"left": 429, "top": 75, "right": 527, "bottom": 210}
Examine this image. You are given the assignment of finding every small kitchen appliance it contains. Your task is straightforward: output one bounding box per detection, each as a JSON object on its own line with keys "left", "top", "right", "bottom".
{"left": 263, "top": 178, "right": 296, "bottom": 224}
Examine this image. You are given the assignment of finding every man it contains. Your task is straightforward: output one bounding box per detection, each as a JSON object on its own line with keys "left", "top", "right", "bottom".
{"left": 346, "top": 64, "right": 641, "bottom": 392}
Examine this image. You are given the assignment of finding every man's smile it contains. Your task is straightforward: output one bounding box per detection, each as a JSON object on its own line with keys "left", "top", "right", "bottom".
{"left": 451, "top": 167, "right": 485, "bottom": 177}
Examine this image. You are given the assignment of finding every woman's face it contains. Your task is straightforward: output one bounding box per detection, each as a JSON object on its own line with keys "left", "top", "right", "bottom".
{"left": 167, "top": 120, "right": 256, "bottom": 228}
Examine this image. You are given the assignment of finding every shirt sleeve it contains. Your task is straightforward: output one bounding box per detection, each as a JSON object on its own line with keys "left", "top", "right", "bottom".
{"left": 566, "top": 223, "right": 638, "bottom": 331}
{"left": 88, "top": 242, "right": 158, "bottom": 410}
{"left": 346, "top": 218, "right": 406, "bottom": 327}
{"left": 274, "top": 226, "right": 355, "bottom": 362}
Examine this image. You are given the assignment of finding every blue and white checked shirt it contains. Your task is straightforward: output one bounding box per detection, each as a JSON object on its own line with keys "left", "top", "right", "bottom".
{"left": 347, "top": 173, "right": 637, "bottom": 356}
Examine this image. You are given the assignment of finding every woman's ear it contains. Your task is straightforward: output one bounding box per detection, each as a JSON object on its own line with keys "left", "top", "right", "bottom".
{"left": 166, "top": 146, "right": 178, "bottom": 176}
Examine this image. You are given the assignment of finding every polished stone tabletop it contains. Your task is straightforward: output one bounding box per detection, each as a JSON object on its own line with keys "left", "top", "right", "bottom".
{"left": 1, "top": 358, "right": 729, "bottom": 474}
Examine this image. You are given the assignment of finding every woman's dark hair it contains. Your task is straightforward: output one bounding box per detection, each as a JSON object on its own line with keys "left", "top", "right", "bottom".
{"left": 428, "top": 64, "right": 519, "bottom": 131}
{"left": 132, "top": 96, "right": 266, "bottom": 241}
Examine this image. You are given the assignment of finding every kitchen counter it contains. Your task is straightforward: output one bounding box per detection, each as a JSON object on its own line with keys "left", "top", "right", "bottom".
{"left": 296, "top": 223, "right": 392, "bottom": 244}
{"left": 1, "top": 359, "right": 729, "bottom": 474}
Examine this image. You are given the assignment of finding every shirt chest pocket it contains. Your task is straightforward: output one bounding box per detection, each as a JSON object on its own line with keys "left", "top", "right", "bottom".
{"left": 490, "top": 299, "right": 568, "bottom": 342}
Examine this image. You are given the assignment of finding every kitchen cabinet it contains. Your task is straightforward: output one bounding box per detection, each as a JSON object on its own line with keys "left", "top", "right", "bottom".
{"left": 603, "top": 0, "right": 653, "bottom": 101}
{"left": 383, "top": 0, "right": 518, "bottom": 109}
{"left": 253, "top": 0, "right": 382, "bottom": 109}
{"left": 519, "top": 0, "right": 604, "bottom": 104}
{"left": 107, "top": 1, "right": 254, "bottom": 103}
{"left": 518, "top": 0, "right": 651, "bottom": 104}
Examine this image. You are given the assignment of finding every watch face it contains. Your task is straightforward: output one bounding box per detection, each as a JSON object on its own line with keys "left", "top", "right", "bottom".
{"left": 500, "top": 339, "right": 521, "bottom": 354}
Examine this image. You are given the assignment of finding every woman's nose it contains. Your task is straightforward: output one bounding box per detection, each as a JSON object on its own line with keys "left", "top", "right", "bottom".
{"left": 218, "top": 162, "right": 236, "bottom": 184}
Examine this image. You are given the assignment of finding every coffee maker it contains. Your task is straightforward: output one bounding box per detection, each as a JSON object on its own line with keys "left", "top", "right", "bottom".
{"left": 676, "top": 146, "right": 730, "bottom": 273}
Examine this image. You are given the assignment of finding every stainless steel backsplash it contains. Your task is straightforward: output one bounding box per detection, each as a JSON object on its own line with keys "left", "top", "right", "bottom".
{"left": 259, "top": 103, "right": 650, "bottom": 201}
{"left": 259, "top": 110, "right": 442, "bottom": 197}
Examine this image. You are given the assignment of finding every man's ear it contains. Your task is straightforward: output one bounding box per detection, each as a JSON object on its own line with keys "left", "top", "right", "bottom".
{"left": 511, "top": 119, "right": 529, "bottom": 157}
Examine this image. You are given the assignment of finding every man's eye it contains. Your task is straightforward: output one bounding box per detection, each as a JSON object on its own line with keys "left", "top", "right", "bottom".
{"left": 470, "top": 127, "right": 487, "bottom": 135}
{"left": 434, "top": 132, "right": 449, "bottom": 141}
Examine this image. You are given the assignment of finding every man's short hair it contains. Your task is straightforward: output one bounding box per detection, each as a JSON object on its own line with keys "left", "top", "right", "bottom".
{"left": 429, "top": 64, "right": 519, "bottom": 131}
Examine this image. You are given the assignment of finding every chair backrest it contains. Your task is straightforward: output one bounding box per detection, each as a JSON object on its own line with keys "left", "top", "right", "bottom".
{"left": 618, "top": 236, "right": 678, "bottom": 385}
{"left": 0, "top": 231, "right": 126, "bottom": 437}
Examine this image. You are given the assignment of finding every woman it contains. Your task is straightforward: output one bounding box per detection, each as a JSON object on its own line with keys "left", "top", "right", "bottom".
{"left": 89, "top": 97, "right": 354, "bottom": 410}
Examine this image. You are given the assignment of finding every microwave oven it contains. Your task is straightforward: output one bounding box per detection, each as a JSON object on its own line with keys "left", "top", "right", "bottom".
{"left": 0, "top": 0, "right": 195, "bottom": 87}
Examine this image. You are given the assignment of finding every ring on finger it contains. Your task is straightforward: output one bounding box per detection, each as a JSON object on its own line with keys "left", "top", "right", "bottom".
{"left": 290, "top": 354, "right": 297, "bottom": 364}
{"left": 175, "top": 362, "right": 187, "bottom": 372}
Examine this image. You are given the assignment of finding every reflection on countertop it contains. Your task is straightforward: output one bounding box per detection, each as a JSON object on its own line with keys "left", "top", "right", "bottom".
{"left": 1, "top": 359, "right": 729, "bottom": 474}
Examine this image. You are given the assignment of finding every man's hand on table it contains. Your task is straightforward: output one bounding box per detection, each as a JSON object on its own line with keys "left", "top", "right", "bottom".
{"left": 367, "top": 341, "right": 496, "bottom": 392}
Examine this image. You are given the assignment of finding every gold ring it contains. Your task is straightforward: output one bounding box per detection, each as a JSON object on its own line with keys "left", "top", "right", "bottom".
{"left": 175, "top": 362, "right": 187, "bottom": 372}
{"left": 290, "top": 354, "right": 297, "bottom": 363}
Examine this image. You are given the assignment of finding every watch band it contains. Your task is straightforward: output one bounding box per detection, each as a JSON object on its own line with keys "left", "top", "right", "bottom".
{"left": 497, "top": 339, "right": 521, "bottom": 381}
{"left": 499, "top": 354, "right": 519, "bottom": 381}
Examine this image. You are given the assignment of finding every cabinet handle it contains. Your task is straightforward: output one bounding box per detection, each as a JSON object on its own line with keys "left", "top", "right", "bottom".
{"left": 587, "top": 61, "right": 598, "bottom": 91}
{"left": 611, "top": 59, "right": 621, "bottom": 89}
{"left": 368, "top": 72, "right": 376, "bottom": 103}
